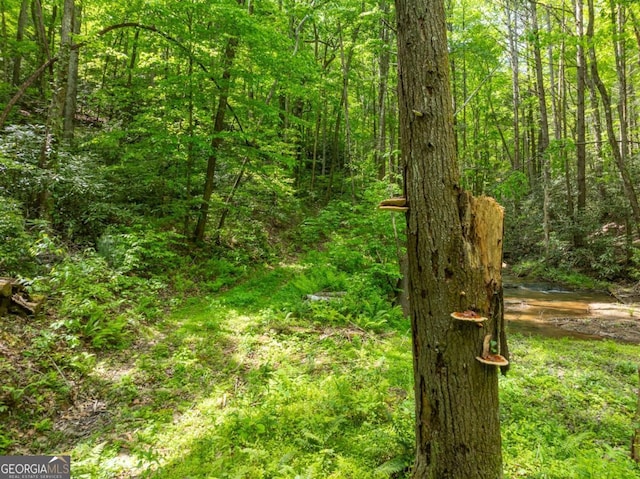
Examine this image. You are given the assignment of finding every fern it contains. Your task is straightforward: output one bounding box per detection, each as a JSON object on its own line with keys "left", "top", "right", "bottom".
{"left": 375, "top": 455, "right": 412, "bottom": 477}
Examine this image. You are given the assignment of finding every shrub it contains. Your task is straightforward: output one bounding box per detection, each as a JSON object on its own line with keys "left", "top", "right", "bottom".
{"left": 96, "top": 227, "right": 185, "bottom": 277}
{"left": 48, "top": 250, "right": 165, "bottom": 349}
{"left": 0, "top": 196, "right": 34, "bottom": 276}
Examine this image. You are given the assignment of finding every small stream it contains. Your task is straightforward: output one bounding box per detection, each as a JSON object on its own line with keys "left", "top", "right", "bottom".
{"left": 504, "top": 278, "right": 640, "bottom": 343}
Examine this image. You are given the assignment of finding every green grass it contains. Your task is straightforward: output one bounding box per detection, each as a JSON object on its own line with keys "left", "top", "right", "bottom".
{"left": 501, "top": 335, "right": 640, "bottom": 478}
{"left": 4, "top": 256, "right": 639, "bottom": 478}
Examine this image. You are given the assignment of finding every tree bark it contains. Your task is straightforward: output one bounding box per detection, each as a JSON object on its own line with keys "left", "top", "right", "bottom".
{"left": 193, "top": 35, "right": 238, "bottom": 242}
{"left": 0, "top": 0, "right": 7, "bottom": 84}
{"left": 574, "top": 0, "right": 587, "bottom": 209}
{"left": 63, "top": 2, "right": 82, "bottom": 140}
{"left": 611, "top": 2, "right": 630, "bottom": 164}
{"left": 50, "top": 0, "right": 74, "bottom": 139}
{"left": 214, "top": 156, "right": 248, "bottom": 244}
{"left": 586, "top": 64, "right": 606, "bottom": 201}
{"left": 375, "top": 0, "right": 391, "bottom": 180}
{"left": 574, "top": 0, "right": 587, "bottom": 246}
{"left": 32, "top": 0, "right": 52, "bottom": 95}
{"left": 395, "top": 0, "right": 505, "bottom": 477}
{"left": 11, "top": 0, "right": 30, "bottom": 86}
{"left": 506, "top": 0, "right": 521, "bottom": 172}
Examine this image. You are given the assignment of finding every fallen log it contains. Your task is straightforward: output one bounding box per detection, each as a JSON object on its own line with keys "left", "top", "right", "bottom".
{"left": 11, "top": 294, "right": 43, "bottom": 315}
{"left": 0, "top": 278, "right": 44, "bottom": 316}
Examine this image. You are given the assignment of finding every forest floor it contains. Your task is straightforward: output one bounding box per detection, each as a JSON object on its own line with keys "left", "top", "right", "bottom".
{"left": 2, "top": 263, "right": 640, "bottom": 478}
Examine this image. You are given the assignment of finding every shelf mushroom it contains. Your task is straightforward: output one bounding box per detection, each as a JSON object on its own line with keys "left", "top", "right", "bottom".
{"left": 451, "top": 310, "right": 487, "bottom": 327}
{"left": 476, "top": 354, "right": 509, "bottom": 367}
{"left": 378, "top": 197, "right": 409, "bottom": 212}
{"left": 476, "top": 333, "right": 509, "bottom": 367}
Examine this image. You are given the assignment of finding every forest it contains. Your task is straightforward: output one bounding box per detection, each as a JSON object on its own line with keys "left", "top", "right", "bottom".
{"left": 1, "top": 0, "right": 640, "bottom": 477}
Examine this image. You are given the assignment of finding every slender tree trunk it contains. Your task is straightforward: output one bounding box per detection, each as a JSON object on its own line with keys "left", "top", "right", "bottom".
{"left": 388, "top": 92, "right": 398, "bottom": 180}
{"left": 214, "top": 156, "right": 248, "bottom": 244}
{"left": 587, "top": 64, "right": 606, "bottom": 202}
{"left": 506, "top": 0, "right": 521, "bottom": 172}
{"left": 127, "top": 27, "right": 140, "bottom": 87}
{"left": 395, "top": 0, "right": 505, "bottom": 477}
{"left": 183, "top": 52, "right": 195, "bottom": 237}
{"left": 0, "top": 0, "right": 7, "bottom": 83}
{"left": 32, "top": 0, "right": 51, "bottom": 95}
{"left": 547, "top": 6, "right": 561, "bottom": 141}
{"left": 47, "top": 4, "right": 57, "bottom": 55}
{"left": 612, "top": 2, "right": 630, "bottom": 161}
{"left": 50, "top": 0, "right": 74, "bottom": 139}
{"left": 337, "top": 22, "right": 356, "bottom": 200}
{"left": 561, "top": 47, "right": 575, "bottom": 228}
{"left": 193, "top": 36, "right": 238, "bottom": 242}
{"left": 487, "top": 81, "right": 514, "bottom": 166}
{"left": 376, "top": 0, "right": 391, "bottom": 180}
{"left": 0, "top": 57, "right": 57, "bottom": 130}
{"left": 12, "top": 0, "right": 30, "bottom": 86}
{"left": 630, "top": 9, "right": 640, "bottom": 68}
{"left": 311, "top": 100, "right": 322, "bottom": 190}
{"left": 574, "top": 0, "right": 587, "bottom": 246}
{"left": 63, "top": 2, "right": 82, "bottom": 141}
{"left": 531, "top": 0, "right": 557, "bottom": 259}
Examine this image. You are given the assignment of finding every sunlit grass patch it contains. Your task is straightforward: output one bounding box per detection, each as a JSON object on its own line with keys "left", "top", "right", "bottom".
{"left": 142, "top": 332, "right": 415, "bottom": 478}
{"left": 62, "top": 251, "right": 640, "bottom": 479}
{"left": 501, "top": 334, "right": 640, "bottom": 478}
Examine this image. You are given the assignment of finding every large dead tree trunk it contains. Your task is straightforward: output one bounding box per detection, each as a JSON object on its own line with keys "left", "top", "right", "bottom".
{"left": 395, "top": 0, "right": 506, "bottom": 477}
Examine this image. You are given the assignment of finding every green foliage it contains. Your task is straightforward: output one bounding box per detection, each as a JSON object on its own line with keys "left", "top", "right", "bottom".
{"left": 48, "top": 250, "right": 165, "bottom": 349}
{"left": 3, "top": 0, "right": 640, "bottom": 474}
{"left": 0, "top": 195, "right": 33, "bottom": 275}
{"left": 492, "top": 171, "right": 529, "bottom": 204}
{"left": 502, "top": 335, "right": 640, "bottom": 478}
{"left": 34, "top": 257, "right": 637, "bottom": 479}
{"left": 96, "top": 227, "right": 185, "bottom": 277}
{"left": 631, "top": 248, "right": 640, "bottom": 281}
{"left": 510, "top": 260, "right": 610, "bottom": 290}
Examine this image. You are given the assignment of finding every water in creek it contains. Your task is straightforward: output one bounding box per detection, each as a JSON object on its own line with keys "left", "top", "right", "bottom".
{"left": 503, "top": 278, "right": 640, "bottom": 343}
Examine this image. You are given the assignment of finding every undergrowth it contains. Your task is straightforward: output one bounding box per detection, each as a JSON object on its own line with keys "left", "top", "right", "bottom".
{"left": 1, "top": 191, "right": 639, "bottom": 478}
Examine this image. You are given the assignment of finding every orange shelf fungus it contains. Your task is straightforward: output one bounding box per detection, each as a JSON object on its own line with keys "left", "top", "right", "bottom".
{"left": 476, "top": 354, "right": 509, "bottom": 367}
{"left": 451, "top": 310, "right": 487, "bottom": 325}
{"left": 476, "top": 333, "right": 508, "bottom": 366}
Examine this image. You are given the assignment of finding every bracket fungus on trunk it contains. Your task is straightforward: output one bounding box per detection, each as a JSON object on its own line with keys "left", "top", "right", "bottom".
{"left": 476, "top": 333, "right": 509, "bottom": 367}
{"left": 476, "top": 354, "right": 510, "bottom": 367}
{"left": 451, "top": 310, "right": 487, "bottom": 326}
{"left": 378, "top": 197, "right": 408, "bottom": 212}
